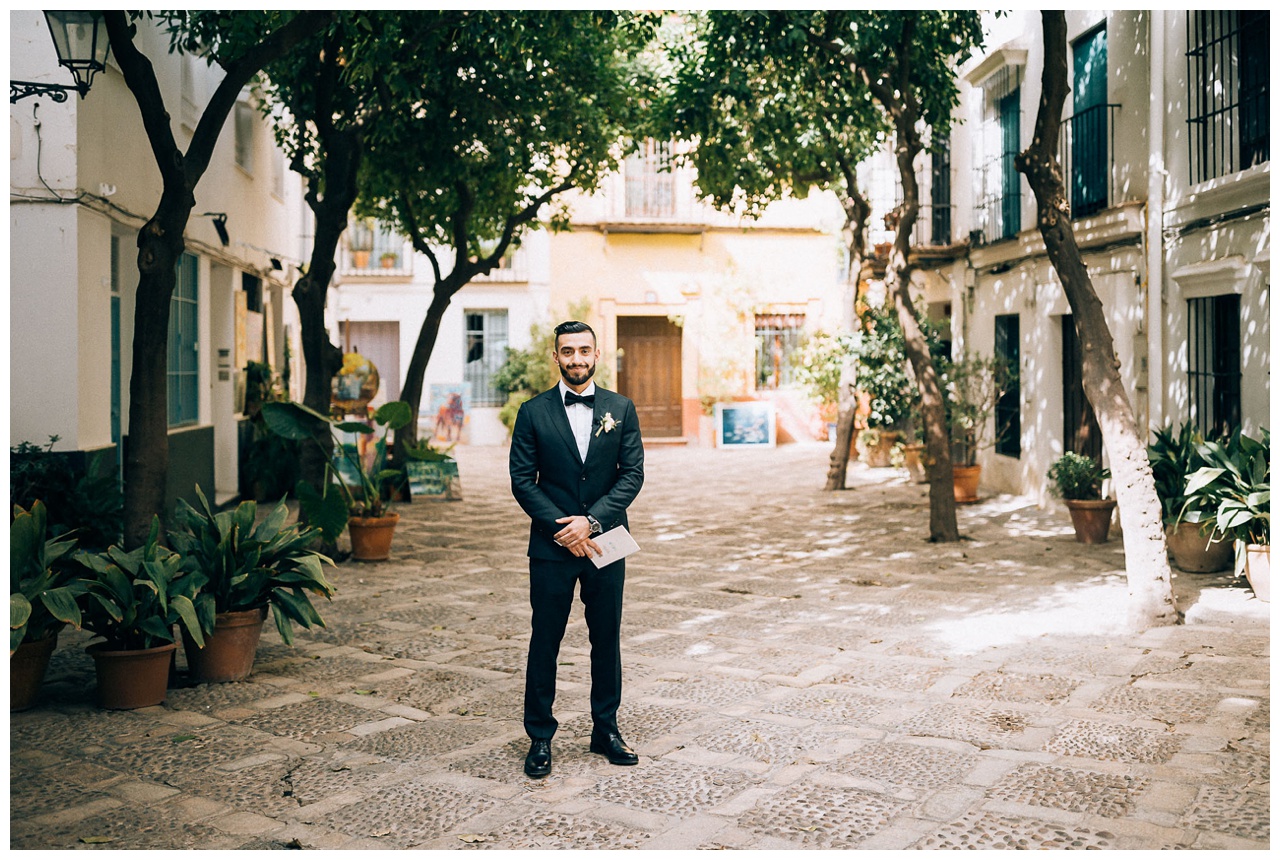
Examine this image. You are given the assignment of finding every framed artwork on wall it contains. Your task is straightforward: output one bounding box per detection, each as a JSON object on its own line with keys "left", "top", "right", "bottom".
{"left": 715, "top": 401, "right": 776, "bottom": 448}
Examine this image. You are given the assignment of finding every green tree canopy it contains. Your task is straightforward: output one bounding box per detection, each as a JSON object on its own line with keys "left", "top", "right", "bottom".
{"left": 348, "top": 11, "right": 661, "bottom": 446}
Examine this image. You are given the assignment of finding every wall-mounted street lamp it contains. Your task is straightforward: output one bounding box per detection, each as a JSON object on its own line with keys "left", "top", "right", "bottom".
{"left": 200, "top": 213, "right": 231, "bottom": 246}
{"left": 11, "top": 12, "right": 111, "bottom": 104}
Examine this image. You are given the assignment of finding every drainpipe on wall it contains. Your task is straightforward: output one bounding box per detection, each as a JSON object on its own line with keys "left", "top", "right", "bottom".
{"left": 1145, "top": 8, "right": 1166, "bottom": 433}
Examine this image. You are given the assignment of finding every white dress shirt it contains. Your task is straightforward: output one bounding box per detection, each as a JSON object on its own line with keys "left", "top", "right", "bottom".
{"left": 559, "top": 380, "right": 596, "bottom": 461}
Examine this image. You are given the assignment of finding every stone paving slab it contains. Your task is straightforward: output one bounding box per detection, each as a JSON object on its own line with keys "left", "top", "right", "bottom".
{"left": 8, "top": 442, "right": 1269, "bottom": 850}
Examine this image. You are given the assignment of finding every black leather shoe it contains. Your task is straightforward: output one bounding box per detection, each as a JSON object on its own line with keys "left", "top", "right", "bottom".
{"left": 589, "top": 731, "right": 638, "bottom": 765}
{"left": 524, "top": 738, "right": 552, "bottom": 778}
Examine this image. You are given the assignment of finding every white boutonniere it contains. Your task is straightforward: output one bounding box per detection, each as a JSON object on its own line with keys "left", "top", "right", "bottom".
{"left": 595, "top": 412, "right": 617, "bottom": 437}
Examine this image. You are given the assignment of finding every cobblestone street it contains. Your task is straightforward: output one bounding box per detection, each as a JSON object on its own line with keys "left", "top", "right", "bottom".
{"left": 9, "top": 442, "right": 1270, "bottom": 850}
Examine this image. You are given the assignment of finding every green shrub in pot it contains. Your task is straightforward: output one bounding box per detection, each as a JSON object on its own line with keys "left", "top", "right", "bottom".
{"left": 10, "top": 501, "right": 84, "bottom": 654}
{"left": 1047, "top": 451, "right": 1110, "bottom": 500}
{"left": 168, "top": 487, "right": 336, "bottom": 645}
{"left": 1181, "top": 428, "right": 1270, "bottom": 550}
{"left": 73, "top": 517, "right": 208, "bottom": 651}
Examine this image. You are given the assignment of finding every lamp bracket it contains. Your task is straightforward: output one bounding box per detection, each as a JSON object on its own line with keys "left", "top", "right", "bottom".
{"left": 10, "top": 80, "right": 73, "bottom": 104}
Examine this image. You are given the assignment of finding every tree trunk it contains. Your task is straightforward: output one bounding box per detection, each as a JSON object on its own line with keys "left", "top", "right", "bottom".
{"left": 123, "top": 200, "right": 190, "bottom": 548}
{"left": 293, "top": 120, "right": 363, "bottom": 496}
{"left": 107, "top": 12, "right": 331, "bottom": 547}
{"left": 886, "top": 128, "right": 958, "bottom": 542}
{"left": 825, "top": 180, "right": 871, "bottom": 491}
{"left": 397, "top": 289, "right": 457, "bottom": 453}
{"left": 1017, "top": 12, "right": 1177, "bottom": 628}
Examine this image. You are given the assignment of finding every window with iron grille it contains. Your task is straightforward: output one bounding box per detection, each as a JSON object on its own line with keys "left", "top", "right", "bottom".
{"left": 168, "top": 253, "right": 199, "bottom": 427}
{"left": 625, "top": 139, "right": 675, "bottom": 218}
{"left": 994, "top": 314, "right": 1021, "bottom": 457}
{"left": 754, "top": 314, "right": 805, "bottom": 390}
{"left": 1186, "top": 11, "right": 1270, "bottom": 184}
{"left": 464, "top": 310, "right": 509, "bottom": 407}
{"left": 1068, "top": 25, "right": 1112, "bottom": 218}
{"left": 1187, "top": 294, "right": 1241, "bottom": 438}
{"left": 930, "top": 143, "right": 952, "bottom": 245}
{"left": 973, "top": 66, "right": 1023, "bottom": 245}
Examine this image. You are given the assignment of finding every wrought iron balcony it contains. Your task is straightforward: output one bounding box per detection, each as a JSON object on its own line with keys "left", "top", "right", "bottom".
{"left": 1058, "top": 103, "right": 1120, "bottom": 219}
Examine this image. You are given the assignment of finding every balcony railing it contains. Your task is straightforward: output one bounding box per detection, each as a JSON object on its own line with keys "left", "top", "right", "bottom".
{"left": 867, "top": 203, "right": 957, "bottom": 250}
{"left": 1059, "top": 103, "right": 1119, "bottom": 219}
{"left": 343, "top": 221, "right": 411, "bottom": 276}
{"left": 972, "top": 151, "right": 1022, "bottom": 247}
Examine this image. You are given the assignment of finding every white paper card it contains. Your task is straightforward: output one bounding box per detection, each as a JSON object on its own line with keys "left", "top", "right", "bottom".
{"left": 588, "top": 525, "right": 640, "bottom": 568}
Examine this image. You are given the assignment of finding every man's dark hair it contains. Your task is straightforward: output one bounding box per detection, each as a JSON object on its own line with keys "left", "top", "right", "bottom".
{"left": 553, "top": 320, "right": 595, "bottom": 348}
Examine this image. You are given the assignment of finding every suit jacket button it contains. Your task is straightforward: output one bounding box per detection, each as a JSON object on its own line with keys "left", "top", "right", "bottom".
{"left": 581, "top": 474, "right": 587, "bottom": 481}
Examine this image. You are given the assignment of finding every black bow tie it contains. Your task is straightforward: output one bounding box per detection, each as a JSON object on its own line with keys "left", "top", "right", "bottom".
{"left": 564, "top": 391, "right": 595, "bottom": 408}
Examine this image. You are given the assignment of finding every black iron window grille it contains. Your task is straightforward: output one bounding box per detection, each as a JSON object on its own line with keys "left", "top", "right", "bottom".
{"left": 1186, "top": 10, "right": 1270, "bottom": 184}
{"left": 1187, "top": 294, "right": 1241, "bottom": 439}
{"left": 755, "top": 314, "right": 805, "bottom": 390}
{"left": 973, "top": 67, "right": 1023, "bottom": 246}
{"left": 1059, "top": 103, "right": 1119, "bottom": 218}
{"left": 930, "top": 144, "right": 953, "bottom": 246}
{"left": 168, "top": 253, "right": 200, "bottom": 427}
{"left": 994, "top": 314, "right": 1021, "bottom": 458}
{"left": 464, "top": 310, "right": 509, "bottom": 407}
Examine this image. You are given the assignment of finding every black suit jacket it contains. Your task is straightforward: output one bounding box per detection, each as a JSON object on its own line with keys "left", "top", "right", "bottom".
{"left": 509, "top": 385, "right": 645, "bottom": 561}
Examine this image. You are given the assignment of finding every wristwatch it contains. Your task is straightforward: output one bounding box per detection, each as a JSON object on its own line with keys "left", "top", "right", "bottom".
{"left": 586, "top": 515, "right": 602, "bottom": 535}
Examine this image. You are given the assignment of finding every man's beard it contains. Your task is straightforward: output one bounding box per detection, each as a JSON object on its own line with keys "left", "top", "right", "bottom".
{"left": 560, "top": 363, "right": 596, "bottom": 386}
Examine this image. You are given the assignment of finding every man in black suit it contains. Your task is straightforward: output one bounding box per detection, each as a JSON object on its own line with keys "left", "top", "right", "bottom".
{"left": 509, "top": 320, "right": 645, "bottom": 778}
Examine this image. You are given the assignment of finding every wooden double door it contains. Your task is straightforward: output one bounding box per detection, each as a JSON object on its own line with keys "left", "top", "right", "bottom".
{"left": 616, "top": 316, "right": 683, "bottom": 438}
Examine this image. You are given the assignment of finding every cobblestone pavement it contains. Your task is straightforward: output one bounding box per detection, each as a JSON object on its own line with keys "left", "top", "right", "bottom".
{"left": 9, "top": 443, "right": 1270, "bottom": 850}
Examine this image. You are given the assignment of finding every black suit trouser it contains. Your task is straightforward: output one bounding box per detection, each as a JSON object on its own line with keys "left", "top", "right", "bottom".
{"left": 524, "top": 555, "right": 625, "bottom": 740}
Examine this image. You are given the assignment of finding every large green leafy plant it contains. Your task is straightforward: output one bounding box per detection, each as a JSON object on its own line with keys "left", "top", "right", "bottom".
{"left": 168, "top": 487, "right": 336, "bottom": 645}
{"left": 261, "top": 400, "right": 413, "bottom": 541}
{"left": 1181, "top": 429, "right": 1270, "bottom": 548}
{"left": 10, "top": 437, "right": 122, "bottom": 550}
{"left": 854, "top": 305, "right": 913, "bottom": 431}
{"left": 73, "top": 518, "right": 208, "bottom": 651}
{"left": 1147, "top": 422, "right": 1212, "bottom": 527}
{"left": 10, "top": 501, "right": 85, "bottom": 654}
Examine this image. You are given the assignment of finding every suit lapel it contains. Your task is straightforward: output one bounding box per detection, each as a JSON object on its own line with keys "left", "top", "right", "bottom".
{"left": 546, "top": 389, "right": 584, "bottom": 465}
{"left": 584, "top": 389, "right": 610, "bottom": 464}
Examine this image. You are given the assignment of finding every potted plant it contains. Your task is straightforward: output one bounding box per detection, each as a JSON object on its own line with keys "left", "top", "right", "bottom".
{"left": 1181, "top": 429, "right": 1270, "bottom": 601}
{"left": 1148, "top": 423, "right": 1232, "bottom": 572}
{"left": 10, "top": 501, "right": 85, "bottom": 710}
{"left": 168, "top": 487, "right": 336, "bottom": 682}
{"left": 1047, "top": 451, "right": 1116, "bottom": 544}
{"left": 852, "top": 307, "right": 911, "bottom": 467}
{"left": 943, "top": 352, "right": 1012, "bottom": 503}
{"left": 348, "top": 218, "right": 374, "bottom": 269}
{"left": 72, "top": 518, "right": 210, "bottom": 709}
{"left": 261, "top": 399, "right": 414, "bottom": 561}
{"left": 379, "top": 250, "right": 399, "bottom": 269}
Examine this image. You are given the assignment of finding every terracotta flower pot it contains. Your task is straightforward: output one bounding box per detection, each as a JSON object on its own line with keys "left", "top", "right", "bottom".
{"left": 1065, "top": 498, "right": 1117, "bottom": 545}
{"left": 10, "top": 634, "right": 58, "bottom": 712}
{"left": 952, "top": 464, "right": 981, "bottom": 503}
{"left": 183, "top": 606, "right": 268, "bottom": 683}
{"left": 349, "top": 512, "right": 400, "bottom": 561}
{"left": 862, "top": 431, "right": 899, "bottom": 468}
{"left": 1165, "top": 522, "right": 1233, "bottom": 572}
{"left": 88, "top": 641, "right": 178, "bottom": 710}
{"left": 1243, "top": 543, "right": 1270, "bottom": 602}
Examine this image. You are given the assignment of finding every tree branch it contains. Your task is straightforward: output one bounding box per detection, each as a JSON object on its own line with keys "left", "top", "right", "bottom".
{"left": 186, "top": 12, "right": 331, "bottom": 181}
{"left": 103, "top": 13, "right": 182, "bottom": 187}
